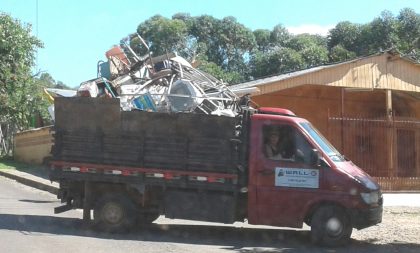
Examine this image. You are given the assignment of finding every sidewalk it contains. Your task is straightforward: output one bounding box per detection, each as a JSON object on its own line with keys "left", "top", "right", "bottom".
{"left": 0, "top": 167, "right": 419, "bottom": 206}
{"left": 383, "top": 193, "right": 420, "bottom": 207}
{"left": 0, "top": 168, "right": 58, "bottom": 195}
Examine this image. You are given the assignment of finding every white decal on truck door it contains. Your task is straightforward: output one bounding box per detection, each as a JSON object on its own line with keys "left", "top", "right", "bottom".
{"left": 275, "top": 167, "right": 319, "bottom": 188}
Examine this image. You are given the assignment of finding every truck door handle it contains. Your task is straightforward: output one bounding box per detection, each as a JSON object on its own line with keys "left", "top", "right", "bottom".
{"left": 258, "top": 169, "right": 274, "bottom": 175}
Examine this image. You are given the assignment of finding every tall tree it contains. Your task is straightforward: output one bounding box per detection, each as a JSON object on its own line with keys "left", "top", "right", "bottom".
{"left": 329, "top": 44, "right": 357, "bottom": 62}
{"left": 287, "top": 34, "right": 329, "bottom": 67}
{"left": 0, "top": 13, "right": 44, "bottom": 129}
{"left": 368, "top": 11, "right": 399, "bottom": 52}
{"left": 126, "top": 9, "right": 420, "bottom": 84}
{"left": 253, "top": 29, "right": 271, "bottom": 53}
{"left": 136, "top": 15, "right": 188, "bottom": 56}
{"left": 250, "top": 47, "right": 304, "bottom": 79}
{"left": 396, "top": 8, "right": 420, "bottom": 60}
{"left": 327, "top": 21, "right": 362, "bottom": 54}
{"left": 270, "top": 24, "right": 291, "bottom": 47}
{"left": 216, "top": 16, "right": 256, "bottom": 73}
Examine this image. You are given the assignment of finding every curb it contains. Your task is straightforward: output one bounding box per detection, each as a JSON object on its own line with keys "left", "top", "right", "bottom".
{"left": 0, "top": 170, "right": 59, "bottom": 195}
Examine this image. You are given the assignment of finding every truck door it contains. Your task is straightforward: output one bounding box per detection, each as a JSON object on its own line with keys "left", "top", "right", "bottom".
{"left": 250, "top": 121, "right": 322, "bottom": 228}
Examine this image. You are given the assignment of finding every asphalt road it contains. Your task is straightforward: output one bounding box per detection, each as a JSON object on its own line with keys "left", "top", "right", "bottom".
{"left": 0, "top": 176, "right": 419, "bottom": 253}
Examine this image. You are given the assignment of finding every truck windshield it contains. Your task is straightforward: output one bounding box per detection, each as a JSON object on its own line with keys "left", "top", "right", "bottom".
{"left": 300, "top": 122, "right": 345, "bottom": 162}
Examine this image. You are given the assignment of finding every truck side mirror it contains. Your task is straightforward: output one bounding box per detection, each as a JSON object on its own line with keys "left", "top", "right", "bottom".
{"left": 310, "top": 149, "right": 321, "bottom": 167}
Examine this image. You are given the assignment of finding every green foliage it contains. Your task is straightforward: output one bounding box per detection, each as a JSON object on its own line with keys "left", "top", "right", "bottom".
{"left": 250, "top": 47, "right": 304, "bottom": 79}
{"left": 128, "top": 9, "right": 420, "bottom": 84}
{"left": 270, "top": 24, "right": 291, "bottom": 47}
{"left": 37, "top": 72, "right": 71, "bottom": 89}
{"left": 197, "top": 60, "right": 244, "bottom": 84}
{"left": 368, "top": 11, "right": 399, "bottom": 51}
{"left": 328, "top": 21, "right": 362, "bottom": 53}
{"left": 396, "top": 8, "right": 420, "bottom": 58}
{"left": 136, "top": 15, "right": 188, "bottom": 56}
{"left": 135, "top": 14, "right": 255, "bottom": 82}
{"left": 286, "top": 34, "right": 329, "bottom": 67}
{"left": 0, "top": 13, "right": 44, "bottom": 129}
{"left": 327, "top": 9, "right": 420, "bottom": 62}
{"left": 217, "top": 16, "right": 256, "bottom": 73}
{"left": 253, "top": 29, "right": 271, "bottom": 52}
{"left": 329, "top": 45, "right": 357, "bottom": 62}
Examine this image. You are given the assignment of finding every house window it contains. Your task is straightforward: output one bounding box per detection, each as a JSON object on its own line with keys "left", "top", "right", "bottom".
{"left": 262, "top": 125, "right": 312, "bottom": 164}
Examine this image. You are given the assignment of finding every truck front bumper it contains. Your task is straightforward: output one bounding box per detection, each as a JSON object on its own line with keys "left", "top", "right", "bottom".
{"left": 350, "top": 205, "right": 383, "bottom": 230}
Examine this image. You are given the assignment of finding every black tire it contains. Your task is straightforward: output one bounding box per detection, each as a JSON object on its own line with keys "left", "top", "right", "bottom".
{"left": 310, "top": 206, "right": 352, "bottom": 247}
{"left": 93, "top": 194, "right": 137, "bottom": 232}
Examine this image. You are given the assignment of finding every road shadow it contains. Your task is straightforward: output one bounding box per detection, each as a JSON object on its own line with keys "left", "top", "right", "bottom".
{"left": 0, "top": 214, "right": 419, "bottom": 252}
{"left": 19, "top": 199, "right": 57, "bottom": 203}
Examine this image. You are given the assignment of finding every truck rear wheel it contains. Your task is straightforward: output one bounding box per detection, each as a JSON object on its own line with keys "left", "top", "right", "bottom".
{"left": 310, "top": 206, "right": 352, "bottom": 247}
{"left": 93, "top": 194, "right": 137, "bottom": 232}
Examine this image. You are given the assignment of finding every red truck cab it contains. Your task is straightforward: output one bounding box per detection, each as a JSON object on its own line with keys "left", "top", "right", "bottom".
{"left": 246, "top": 107, "right": 383, "bottom": 246}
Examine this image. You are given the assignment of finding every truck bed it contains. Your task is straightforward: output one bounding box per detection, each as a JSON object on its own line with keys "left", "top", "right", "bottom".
{"left": 50, "top": 97, "right": 242, "bottom": 190}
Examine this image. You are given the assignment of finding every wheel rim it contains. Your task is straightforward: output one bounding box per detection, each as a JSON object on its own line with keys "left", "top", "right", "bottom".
{"left": 102, "top": 202, "right": 124, "bottom": 225}
{"left": 325, "top": 217, "right": 343, "bottom": 237}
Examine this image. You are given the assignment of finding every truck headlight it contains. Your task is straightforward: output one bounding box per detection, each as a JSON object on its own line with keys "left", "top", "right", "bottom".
{"left": 360, "top": 191, "right": 380, "bottom": 205}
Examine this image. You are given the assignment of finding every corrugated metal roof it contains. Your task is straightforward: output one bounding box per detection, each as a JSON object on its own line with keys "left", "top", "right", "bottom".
{"left": 231, "top": 50, "right": 420, "bottom": 91}
{"left": 45, "top": 88, "right": 77, "bottom": 97}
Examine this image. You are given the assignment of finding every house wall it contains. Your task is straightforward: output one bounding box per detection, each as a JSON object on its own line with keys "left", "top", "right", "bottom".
{"left": 256, "top": 54, "right": 420, "bottom": 96}
{"left": 252, "top": 85, "right": 390, "bottom": 135}
{"left": 245, "top": 53, "right": 420, "bottom": 188}
{"left": 252, "top": 85, "right": 420, "bottom": 179}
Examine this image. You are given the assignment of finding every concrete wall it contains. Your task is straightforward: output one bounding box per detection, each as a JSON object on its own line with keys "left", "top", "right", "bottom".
{"left": 14, "top": 126, "right": 53, "bottom": 165}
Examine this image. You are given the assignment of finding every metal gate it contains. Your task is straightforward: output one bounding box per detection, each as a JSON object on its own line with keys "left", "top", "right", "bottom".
{"left": 328, "top": 116, "right": 420, "bottom": 191}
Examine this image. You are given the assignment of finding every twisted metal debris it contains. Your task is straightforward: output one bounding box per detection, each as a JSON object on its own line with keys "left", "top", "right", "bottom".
{"left": 77, "top": 33, "right": 247, "bottom": 117}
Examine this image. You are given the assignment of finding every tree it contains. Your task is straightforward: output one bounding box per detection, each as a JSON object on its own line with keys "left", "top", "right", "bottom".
{"left": 254, "top": 29, "right": 271, "bottom": 54}
{"left": 368, "top": 11, "right": 399, "bottom": 52}
{"left": 250, "top": 47, "right": 304, "bottom": 78}
{"left": 270, "top": 24, "right": 291, "bottom": 47}
{"left": 329, "top": 44, "right": 357, "bottom": 62}
{"left": 136, "top": 15, "right": 188, "bottom": 56}
{"left": 197, "top": 60, "right": 244, "bottom": 84}
{"left": 287, "top": 34, "right": 329, "bottom": 67}
{"left": 37, "top": 72, "right": 71, "bottom": 89}
{"left": 327, "top": 21, "right": 362, "bottom": 54}
{"left": 396, "top": 8, "right": 420, "bottom": 60}
{"left": 216, "top": 16, "right": 256, "bottom": 73}
{"left": 191, "top": 16, "right": 256, "bottom": 74}
{"left": 132, "top": 14, "right": 256, "bottom": 83}
{"left": 39, "top": 72, "right": 55, "bottom": 85}
{"left": 0, "top": 13, "right": 44, "bottom": 129}
{"left": 127, "top": 9, "right": 420, "bottom": 84}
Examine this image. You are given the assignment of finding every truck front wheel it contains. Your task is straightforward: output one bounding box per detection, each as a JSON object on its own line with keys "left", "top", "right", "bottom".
{"left": 310, "top": 206, "right": 352, "bottom": 246}
{"left": 93, "top": 194, "right": 137, "bottom": 232}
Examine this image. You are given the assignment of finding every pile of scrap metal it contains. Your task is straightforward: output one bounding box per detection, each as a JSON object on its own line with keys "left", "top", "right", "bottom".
{"left": 76, "top": 33, "right": 257, "bottom": 117}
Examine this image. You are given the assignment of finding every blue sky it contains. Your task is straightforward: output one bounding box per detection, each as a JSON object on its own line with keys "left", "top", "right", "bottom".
{"left": 1, "top": 0, "right": 419, "bottom": 87}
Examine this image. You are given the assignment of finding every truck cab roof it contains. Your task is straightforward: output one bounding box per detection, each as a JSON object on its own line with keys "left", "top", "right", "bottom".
{"left": 258, "top": 107, "right": 296, "bottom": 117}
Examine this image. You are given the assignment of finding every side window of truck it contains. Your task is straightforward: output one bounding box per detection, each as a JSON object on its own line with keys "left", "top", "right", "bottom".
{"left": 263, "top": 125, "right": 313, "bottom": 164}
